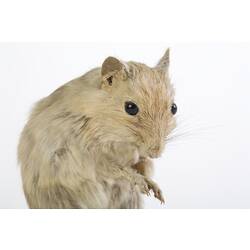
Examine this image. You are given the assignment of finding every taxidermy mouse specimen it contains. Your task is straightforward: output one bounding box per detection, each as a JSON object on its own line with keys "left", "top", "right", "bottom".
{"left": 18, "top": 49, "right": 177, "bottom": 208}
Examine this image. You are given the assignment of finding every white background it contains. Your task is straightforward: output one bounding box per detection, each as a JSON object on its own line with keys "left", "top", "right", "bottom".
{"left": 0, "top": 0, "right": 250, "bottom": 250}
{"left": 0, "top": 43, "right": 249, "bottom": 208}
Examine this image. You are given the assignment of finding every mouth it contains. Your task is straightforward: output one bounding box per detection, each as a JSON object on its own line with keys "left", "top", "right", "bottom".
{"left": 148, "top": 152, "right": 161, "bottom": 159}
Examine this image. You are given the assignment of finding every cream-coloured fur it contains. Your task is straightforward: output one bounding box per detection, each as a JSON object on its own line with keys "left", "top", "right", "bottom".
{"left": 18, "top": 49, "right": 176, "bottom": 208}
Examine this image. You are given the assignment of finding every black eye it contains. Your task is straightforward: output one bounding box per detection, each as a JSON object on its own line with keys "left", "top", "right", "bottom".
{"left": 171, "top": 103, "right": 177, "bottom": 115}
{"left": 125, "top": 101, "right": 139, "bottom": 116}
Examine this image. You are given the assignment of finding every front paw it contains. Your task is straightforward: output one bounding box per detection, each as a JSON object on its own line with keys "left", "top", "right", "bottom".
{"left": 145, "top": 178, "right": 165, "bottom": 204}
{"left": 134, "top": 175, "right": 165, "bottom": 204}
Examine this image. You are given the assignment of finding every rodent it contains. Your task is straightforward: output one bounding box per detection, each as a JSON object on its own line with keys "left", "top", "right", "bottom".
{"left": 18, "top": 49, "right": 177, "bottom": 208}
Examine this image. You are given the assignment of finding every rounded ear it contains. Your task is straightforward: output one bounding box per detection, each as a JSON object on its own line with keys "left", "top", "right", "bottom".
{"left": 101, "top": 57, "right": 124, "bottom": 76}
{"left": 155, "top": 48, "right": 170, "bottom": 73}
{"left": 101, "top": 56, "right": 128, "bottom": 88}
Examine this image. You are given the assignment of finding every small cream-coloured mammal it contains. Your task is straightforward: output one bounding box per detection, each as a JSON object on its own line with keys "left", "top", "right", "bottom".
{"left": 18, "top": 49, "right": 177, "bottom": 208}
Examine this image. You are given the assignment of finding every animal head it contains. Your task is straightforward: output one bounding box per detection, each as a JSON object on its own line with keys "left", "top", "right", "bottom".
{"left": 89, "top": 49, "right": 177, "bottom": 158}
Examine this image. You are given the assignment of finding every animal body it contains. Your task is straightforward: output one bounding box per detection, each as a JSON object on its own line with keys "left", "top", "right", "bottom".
{"left": 18, "top": 49, "right": 177, "bottom": 208}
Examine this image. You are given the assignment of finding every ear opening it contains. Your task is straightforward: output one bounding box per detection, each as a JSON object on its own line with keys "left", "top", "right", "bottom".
{"left": 106, "top": 75, "right": 113, "bottom": 85}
